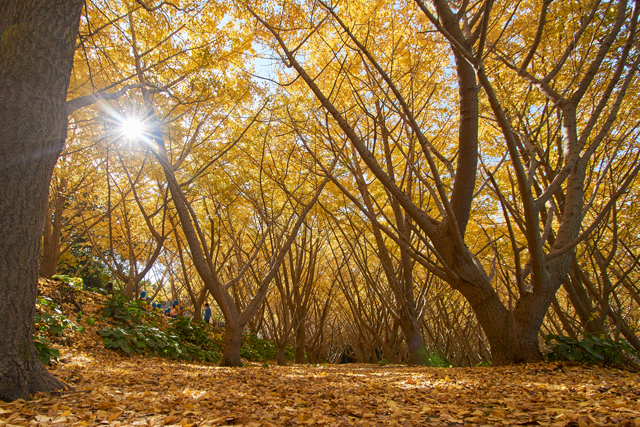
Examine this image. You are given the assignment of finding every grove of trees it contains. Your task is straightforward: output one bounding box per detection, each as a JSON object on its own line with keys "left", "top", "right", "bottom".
{"left": 2, "top": 0, "right": 639, "bottom": 401}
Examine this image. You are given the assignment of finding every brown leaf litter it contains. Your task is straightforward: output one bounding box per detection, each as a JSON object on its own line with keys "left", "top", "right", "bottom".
{"left": 1, "top": 349, "right": 639, "bottom": 426}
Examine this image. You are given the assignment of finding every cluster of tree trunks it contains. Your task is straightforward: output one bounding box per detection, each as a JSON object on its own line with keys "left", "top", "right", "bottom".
{"left": 2, "top": 0, "right": 640, "bottom": 402}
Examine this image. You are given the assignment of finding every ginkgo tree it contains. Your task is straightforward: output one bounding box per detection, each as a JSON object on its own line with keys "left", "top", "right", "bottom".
{"left": 66, "top": 0, "right": 307, "bottom": 367}
{"left": 250, "top": 0, "right": 640, "bottom": 365}
{"left": 0, "top": 0, "right": 86, "bottom": 401}
{"left": 0, "top": 0, "right": 257, "bottom": 399}
{"left": 5, "top": 0, "right": 640, "bottom": 402}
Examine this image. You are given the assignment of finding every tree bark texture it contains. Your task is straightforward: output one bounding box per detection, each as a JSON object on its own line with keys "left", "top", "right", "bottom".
{"left": 294, "top": 322, "right": 306, "bottom": 364}
{"left": 220, "top": 320, "right": 244, "bottom": 367}
{"left": 40, "top": 177, "right": 67, "bottom": 278}
{"left": 0, "top": 0, "right": 84, "bottom": 401}
{"left": 276, "top": 344, "right": 287, "bottom": 366}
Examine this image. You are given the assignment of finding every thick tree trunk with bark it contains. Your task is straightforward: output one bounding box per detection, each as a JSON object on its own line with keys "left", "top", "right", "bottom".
{"left": 294, "top": 322, "right": 306, "bottom": 364}
{"left": 123, "top": 279, "right": 136, "bottom": 299}
{"left": 307, "top": 349, "right": 321, "bottom": 364}
{"left": 40, "top": 177, "right": 67, "bottom": 278}
{"left": 220, "top": 321, "right": 243, "bottom": 367}
{"left": 277, "top": 343, "right": 287, "bottom": 366}
{"left": 276, "top": 344, "right": 287, "bottom": 366}
{"left": 401, "top": 317, "right": 428, "bottom": 366}
{"left": 0, "top": 0, "right": 83, "bottom": 401}
{"left": 431, "top": 224, "right": 546, "bottom": 365}
{"left": 440, "top": 241, "right": 561, "bottom": 365}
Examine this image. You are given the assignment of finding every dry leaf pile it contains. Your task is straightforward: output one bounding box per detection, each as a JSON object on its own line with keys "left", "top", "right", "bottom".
{"left": 2, "top": 280, "right": 639, "bottom": 426}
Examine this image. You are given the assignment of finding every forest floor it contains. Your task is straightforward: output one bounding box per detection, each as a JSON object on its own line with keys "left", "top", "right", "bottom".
{"left": 1, "top": 281, "right": 640, "bottom": 426}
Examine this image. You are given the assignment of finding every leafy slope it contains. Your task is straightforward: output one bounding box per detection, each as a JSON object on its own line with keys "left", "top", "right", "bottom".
{"left": 2, "top": 279, "right": 639, "bottom": 426}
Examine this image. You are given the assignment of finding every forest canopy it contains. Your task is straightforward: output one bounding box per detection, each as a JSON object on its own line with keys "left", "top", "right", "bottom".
{"left": 33, "top": 0, "right": 640, "bottom": 371}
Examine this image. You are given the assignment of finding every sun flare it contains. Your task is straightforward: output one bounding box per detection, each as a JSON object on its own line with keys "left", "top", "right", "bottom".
{"left": 121, "top": 117, "right": 145, "bottom": 140}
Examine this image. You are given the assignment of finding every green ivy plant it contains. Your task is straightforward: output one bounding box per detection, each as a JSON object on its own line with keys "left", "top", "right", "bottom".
{"left": 34, "top": 336, "right": 60, "bottom": 365}
{"left": 99, "top": 322, "right": 221, "bottom": 362}
{"left": 240, "top": 333, "right": 282, "bottom": 361}
{"left": 545, "top": 334, "right": 638, "bottom": 366}
{"left": 99, "top": 298, "right": 223, "bottom": 362}
{"left": 99, "top": 293, "right": 294, "bottom": 365}
{"left": 102, "top": 294, "right": 144, "bottom": 325}
{"left": 34, "top": 295, "right": 80, "bottom": 364}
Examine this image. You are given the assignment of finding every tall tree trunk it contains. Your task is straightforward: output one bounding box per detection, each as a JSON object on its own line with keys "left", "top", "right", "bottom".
{"left": 0, "top": 0, "right": 83, "bottom": 401}
{"left": 276, "top": 343, "right": 287, "bottom": 366}
{"left": 401, "top": 317, "right": 428, "bottom": 366}
{"left": 40, "top": 177, "right": 67, "bottom": 278}
{"left": 221, "top": 320, "right": 243, "bottom": 367}
{"left": 307, "top": 349, "right": 320, "bottom": 364}
{"left": 123, "top": 278, "right": 136, "bottom": 299}
{"left": 294, "top": 322, "right": 306, "bottom": 364}
{"left": 432, "top": 227, "right": 544, "bottom": 365}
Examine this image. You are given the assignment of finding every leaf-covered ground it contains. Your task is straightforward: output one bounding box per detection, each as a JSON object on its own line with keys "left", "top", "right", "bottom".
{"left": 2, "top": 280, "right": 640, "bottom": 426}
{"left": 3, "top": 349, "right": 640, "bottom": 426}
{"left": 2, "top": 349, "right": 640, "bottom": 426}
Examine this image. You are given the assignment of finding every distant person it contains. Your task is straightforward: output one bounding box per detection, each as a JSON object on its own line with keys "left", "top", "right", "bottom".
{"left": 169, "top": 300, "right": 179, "bottom": 318}
{"left": 139, "top": 291, "right": 146, "bottom": 300}
{"left": 204, "top": 303, "right": 211, "bottom": 324}
{"left": 105, "top": 282, "right": 113, "bottom": 293}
